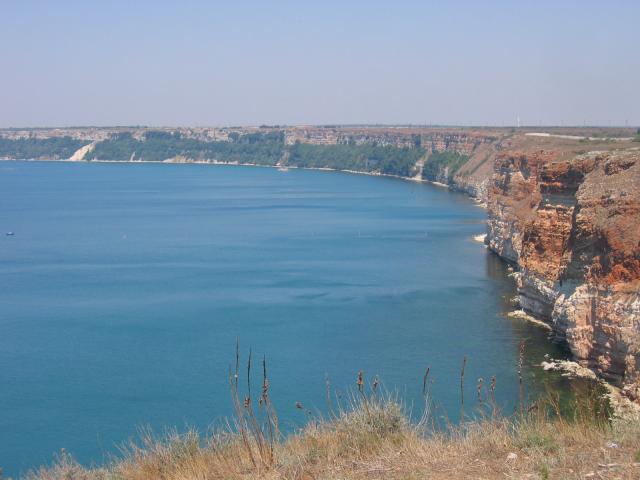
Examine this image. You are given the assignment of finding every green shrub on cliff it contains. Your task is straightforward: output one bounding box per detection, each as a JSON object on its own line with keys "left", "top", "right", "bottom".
{"left": 287, "top": 143, "right": 424, "bottom": 177}
{"left": 0, "top": 136, "right": 87, "bottom": 159}
{"left": 85, "top": 130, "right": 285, "bottom": 164}
{"left": 57, "top": 131, "right": 426, "bottom": 176}
{"left": 422, "top": 151, "right": 469, "bottom": 182}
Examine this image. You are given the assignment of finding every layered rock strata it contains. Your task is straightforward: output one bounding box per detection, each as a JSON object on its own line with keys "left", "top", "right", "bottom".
{"left": 487, "top": 149, "right": 640, "bottom": 399}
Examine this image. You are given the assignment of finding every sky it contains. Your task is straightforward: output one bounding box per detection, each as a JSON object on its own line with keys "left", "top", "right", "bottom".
{"left": 1, "top": 0, "right": 639, "bottom": 127}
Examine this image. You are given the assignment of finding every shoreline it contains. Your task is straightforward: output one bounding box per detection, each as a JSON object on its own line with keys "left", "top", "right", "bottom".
{"left": 506, "top": 309, "right": 552, "bottom": 331}
{"left": 506, "top": 307, "right": 638, "bottom": 418}
{"left": 473, "top": 233, "right": 487, "bottom": 244}
{"left": 2, "top": 156, "right": 471, "bottom": 192}
{"left": 541, "top": 359, "right": 640, "bottom": 420}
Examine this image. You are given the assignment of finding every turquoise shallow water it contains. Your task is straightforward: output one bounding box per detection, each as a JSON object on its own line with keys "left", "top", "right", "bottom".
{"left": 0, "top": 161, "right": 577, "bottom": 475}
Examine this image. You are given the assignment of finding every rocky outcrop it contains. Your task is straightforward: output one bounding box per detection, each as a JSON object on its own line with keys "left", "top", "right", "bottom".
{"left": 421, "top": 131, "right": 498, "bottom": 156}
{"left": 68, "top": 142, "right": 95, "bottom": 161}
{"left": 426, "top": 136, "right": 506, "bottom": 203}
{"left": 487, "top": 149, "right": 640, "bottom": 400}
{"left": 450, "top": 175, "right": 490, "bottom": 202}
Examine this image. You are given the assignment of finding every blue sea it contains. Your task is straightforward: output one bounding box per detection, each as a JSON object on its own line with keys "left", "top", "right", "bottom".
{"left": 0, "top": 161, "right": 579, "bottom": 476}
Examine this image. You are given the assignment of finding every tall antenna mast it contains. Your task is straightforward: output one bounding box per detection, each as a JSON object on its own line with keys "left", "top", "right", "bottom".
{"left": 517, "top": 115, "right": 521, "bottom": 128}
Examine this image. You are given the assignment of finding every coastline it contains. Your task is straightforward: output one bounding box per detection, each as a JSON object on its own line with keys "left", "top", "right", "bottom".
{"left": 542, "top": 359, "right": 640, "bottom": 420}
{"left": 507, "top": 309, "right": 552, "bottom": 331}
{"left": 2, "top": 156, "right": 464, "bottom": 190}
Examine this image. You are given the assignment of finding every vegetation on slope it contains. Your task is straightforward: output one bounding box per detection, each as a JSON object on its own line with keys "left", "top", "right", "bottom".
{"left": 287, "top": 143, "right": 424, "bottom": 177}
{"left": 85, "top": 131, "right": 285, "bottom": 165}
{"left": 82, "top": 131, "right": 427, "bottom": 177}
{"left": 27, "top": 404, "right": 640, "bottom": 480}
{"left": 0, "top": 131, "right": 432, "bottom": 178}
{"left": 0, "top": 136, "right": 87, "bottom": 160}
{"left": 422, "top": 151, "right": 470, "bottom": 182}
{"left": 23, "top": 391, "right": 640, "bottom": 480}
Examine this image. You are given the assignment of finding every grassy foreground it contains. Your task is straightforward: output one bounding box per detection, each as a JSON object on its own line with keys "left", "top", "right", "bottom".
{"left": 22, "top": 378, "right": 640, "bottom": 480}
{"left": 23, "top": 401, "right": 640, "bottom": 480}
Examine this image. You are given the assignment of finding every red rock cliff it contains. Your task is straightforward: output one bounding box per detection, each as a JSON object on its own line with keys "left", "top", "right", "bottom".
{"left": 487, "top": 148, "right": 640, "bottom": 399}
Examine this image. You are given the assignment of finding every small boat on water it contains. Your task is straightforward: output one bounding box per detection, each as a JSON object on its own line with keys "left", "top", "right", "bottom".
{"left": 277, "top": 166, "right": 289, "bottom": 172}
{"left": 6, "top": 232, "right": 14, "bottom": 236}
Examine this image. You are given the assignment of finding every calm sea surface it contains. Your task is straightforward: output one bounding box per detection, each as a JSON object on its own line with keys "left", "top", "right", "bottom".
{"left": 1, "top": 161, "right": 579, "bottom": 475}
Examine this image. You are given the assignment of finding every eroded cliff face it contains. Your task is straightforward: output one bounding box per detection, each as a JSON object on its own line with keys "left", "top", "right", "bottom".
{"left": 430, "top": 136, "right": 507, "bottom": 203}
{"left": 487, "top": 148, "right": 640, "bottom": 399}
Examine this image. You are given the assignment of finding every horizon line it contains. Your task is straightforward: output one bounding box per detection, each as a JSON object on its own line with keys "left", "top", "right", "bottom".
{"left": 1, "top": 124, "right": 638, "bottom": 130}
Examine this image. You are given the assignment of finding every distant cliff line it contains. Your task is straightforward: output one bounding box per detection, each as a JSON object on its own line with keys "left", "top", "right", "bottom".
{"left": 0, "top": 127, "right": 504, "bottom": 195}
{"left": 3, "top": 125, "right": 635, "bottom": 197}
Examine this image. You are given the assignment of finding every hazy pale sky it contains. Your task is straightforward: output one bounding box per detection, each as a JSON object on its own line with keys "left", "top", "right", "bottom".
{"left": 2, "top": 0, "right": 639, "bottom": 127}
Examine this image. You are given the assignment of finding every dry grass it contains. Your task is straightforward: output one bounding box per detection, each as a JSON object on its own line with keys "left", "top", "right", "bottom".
{"left": 15, "top": 347, "right": 640, "bottom": 479}
{"left": 21, "top": 389, "right": 640, "bottom": 480}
